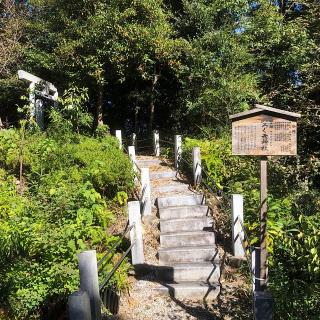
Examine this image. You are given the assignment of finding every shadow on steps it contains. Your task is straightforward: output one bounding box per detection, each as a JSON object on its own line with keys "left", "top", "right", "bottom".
{"left": 130, "top": 263, "right": 220, "bottom": 319}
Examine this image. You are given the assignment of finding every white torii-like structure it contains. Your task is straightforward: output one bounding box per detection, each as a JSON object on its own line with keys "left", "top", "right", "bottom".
{"left": 18, "top": 70, "right": 59, "bottom": 128}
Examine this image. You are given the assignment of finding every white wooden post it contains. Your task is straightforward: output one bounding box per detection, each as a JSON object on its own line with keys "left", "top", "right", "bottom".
{"left": 174, "top": 135, "right": 182, "bottom": 170}
{"left": 78, "top": 250, "right": 101, "bottom": 320}
{"left": 231, "top": 194, "right": 245, "bottom": 258}
{"left": 153, "top": 130, "right": 160, "bottom": 156}
{"left": 115, "top": 130, "right": 122, "bottom": 149}
{"left": 128, "top": 146, "right": 136, "bottom": 170}
{"left": 68, "top": 291, "right": 92, "bottom": 320}
{"left": 128, "top": 201, "right": 145, "bottom": 265}
{"left": 141, "top": 168, "right": 152, "bottom": 217}
{"left": 192, "top": 147, "right": 202, "bottom": 185}
{"left": 251, "top": 247, "right": 261, "bottom": 292}
{"left": 128, "top": 146, "right": 138, "bottom": 184}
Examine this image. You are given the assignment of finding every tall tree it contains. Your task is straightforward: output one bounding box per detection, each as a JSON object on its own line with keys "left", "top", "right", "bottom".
{"left": 172, "top": 0, "right": 261, "bottom": 130}
{"left": 24, "top": 0, "right": 187, "bottom": 130}
{"left": 0, "top": 0, "right": 27, "bottom": 127}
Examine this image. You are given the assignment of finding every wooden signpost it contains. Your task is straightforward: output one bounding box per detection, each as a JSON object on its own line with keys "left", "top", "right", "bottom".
{"left": 230, "top": 104, "right": 301, "bottom": 291}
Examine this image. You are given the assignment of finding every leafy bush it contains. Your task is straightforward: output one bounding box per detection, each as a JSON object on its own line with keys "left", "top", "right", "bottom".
{"left": 183, "top": 135, "right": 257, "bottom": 191}
{"left": 183, "top": 135, "right": 320, "bottom": 319}
{"left": 0, "top": 117, "right": 134, "bottom": 319}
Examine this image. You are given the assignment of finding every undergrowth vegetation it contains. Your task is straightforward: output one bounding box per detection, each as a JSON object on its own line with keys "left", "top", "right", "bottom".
{"left": 183, "top": 136, "right": 320, "bottom": 319}
{"left": 0, "top": 112, "right": 134, "bottom": 319}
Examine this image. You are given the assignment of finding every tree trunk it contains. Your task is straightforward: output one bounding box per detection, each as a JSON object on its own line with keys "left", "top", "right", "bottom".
{"left": 279, "top": 0, "right": 286, "bottom": 15}
{"left": 96, "top": 85, "right": 104, "bottom": 126}
{"left": 149, "top": 73, "right": 159, "bottom": 131}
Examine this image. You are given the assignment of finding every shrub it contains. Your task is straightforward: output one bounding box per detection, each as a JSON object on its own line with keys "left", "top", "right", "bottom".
{"left": 0, "top": 121, "right": 134, "bottom": 319}
{"left": 183, "top": 135, "right": 320, "bottom": 319}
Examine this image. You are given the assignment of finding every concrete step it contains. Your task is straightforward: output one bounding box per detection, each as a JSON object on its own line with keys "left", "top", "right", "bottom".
{"left": 153, "top": 184, "right": 190, "bottom": 194}
{"left": 151, "top": 189, "right": 195, "bottom": 201}
{"left": 157, "top": 194, "right": 205, "bottom": 209}
{"left": 160, "top": 282, "right": 220, "bottom": 300}
{"left": 159, "top": 205, "right": 209, "bottom": 220}
{"left": 160, "top": 231, "right": 215, "bottom": 248}
{"left": 156, "top": 262, "right": 220, "bottom": 283}
{"left": 160, "top": 216, "right": 213, "bottom": 233}
{"left": 136, "top": 159, "right": 162, "bottom": 167}
{"left": 150, "top": 171, "right": 176, "bottom": 180}
{"left": 158, "top": 245, "right": 219, "bottom": 264}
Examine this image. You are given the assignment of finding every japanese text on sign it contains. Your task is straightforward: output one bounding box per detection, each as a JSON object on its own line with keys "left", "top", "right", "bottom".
{"left": 232, "top": 120, "right": 297, "bottom": 156}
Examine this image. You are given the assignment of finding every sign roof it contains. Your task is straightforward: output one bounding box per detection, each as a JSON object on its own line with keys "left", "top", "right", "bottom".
{"left": 230, "top": 104, "right": 301, "bottom": 121}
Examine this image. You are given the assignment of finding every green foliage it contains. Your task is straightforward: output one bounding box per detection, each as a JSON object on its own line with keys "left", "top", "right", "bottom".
{"left": 183, "top": 135, "right": 320, "bottom": 319}
{"left": 183, "top": 135, "right": 257, "bottom": 191}
{"left": 1, "top": 1, "right": 320, "bottom": 318}
{"left": 59, "top": 86, "right": 93, "bottom": 133}
{"left": 0, "top": 119, "right": 134, "bottom": 319}
{"left": 0, "top": 129, "right": 20, "bottom": 170}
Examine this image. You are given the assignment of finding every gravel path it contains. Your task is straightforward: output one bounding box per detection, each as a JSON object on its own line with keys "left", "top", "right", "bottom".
{"left": 113, "top": 269, "right": 252, "bottom": 320}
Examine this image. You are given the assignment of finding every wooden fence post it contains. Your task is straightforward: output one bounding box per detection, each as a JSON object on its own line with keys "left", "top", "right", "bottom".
{"left": 115, "top": 130, "right": 122, "bottom": 149}
{"left": 192, "top": 147, "right": 202, "bottom": 186}
{"left": 174, "top": 135, "right": 182, "bottom": 170}
{"left": 231, "top": 194, "right": 246, "bottom": 258}
{"left": 78, "top": 250, "right": 101, "bottom": 320}
{"left": 128, "top": 201, "right": 145, "bottom": 265}
{"left": 153, "top": 130, "right": 160, "bottom": 156}
{"left": 141, "top": 168, "right": 152, "bottom": 217}
{"left": 68, "top": 290, "right": 92, "bottom": 320}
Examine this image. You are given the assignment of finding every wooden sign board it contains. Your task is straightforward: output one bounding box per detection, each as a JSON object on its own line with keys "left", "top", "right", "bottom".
{"left": 230, "top": 105, "right": 300, "bottom": 156}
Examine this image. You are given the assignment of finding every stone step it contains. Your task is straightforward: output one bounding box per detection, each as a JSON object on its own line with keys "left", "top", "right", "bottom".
{"left": 158, "top": 245, "right": 219, "bottom": 264}
{"left": 150, "top": 171, "right": 176, "bottom": 180}
{"left": 160, "top": 231, "right": 215, "bottom": 248}
{"left": 156, "top": 262, "right": 220, "bottom": 283}
{"left": 153, "top": 184, "right": 190, "bottom": 194}
{"left": 160, "top": 216, "right": 213, "bottom": 233}
{"left": 157, "top": 194, "right": 205, "bottom": 209}
{"left": 151, "top": 177, "right": 189, "bottom": 187}
{"left": 136, "top": 159, "right": 162, "bottom": 167}
{"left": 159, "top": 205, "right": 209, "bottom": 220}
{"left": 151, "top": 189, "right": 195, "bottom": 203}
{"left": 159, "top": 282, "right": 220, "bottom": 300}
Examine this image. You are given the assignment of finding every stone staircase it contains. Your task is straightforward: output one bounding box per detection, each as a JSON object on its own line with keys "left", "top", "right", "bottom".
{"left": 136, "top": 156, "right": 220, "bottom": 300}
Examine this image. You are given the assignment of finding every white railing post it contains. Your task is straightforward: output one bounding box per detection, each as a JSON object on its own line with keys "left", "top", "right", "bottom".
{"left": 68, "top": 291, "right": 92, "bottom": 320}
{"left": 128, "top": 146, "right": 138, "bottom": 183}
{"left": 115, "top": 130, "right": 122, "bottom": 149}
{"left": 128, "top": 201, "right": 145, "bottom": 265}
{"left": 251, "top": 247, "right": 261, "bottom": 292}
{"left": 231, "top": 194, "right": 245, "bottom": 258}
{"left": 128, "top": 145, "right": 136, "bottom": 170}
{"left": 78, "top": 250, "right": 101, "bottom": 320}
{"left": 192, "top": 147, "right": 202, "bottom": 186}
{"left": 174, "top": 135, "right": 182, "bottom": 170}
{"left": 141, "top": 168, "right": 152, "bottom": 217}
{"left": 153, "top": 130, "right": 160, "bottom": 156}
